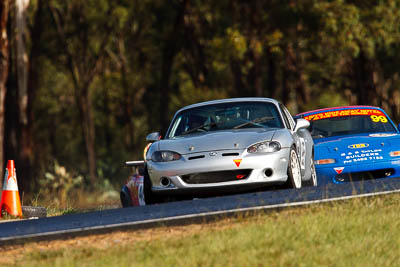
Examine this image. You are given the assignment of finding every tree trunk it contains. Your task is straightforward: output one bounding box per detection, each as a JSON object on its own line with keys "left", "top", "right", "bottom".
{"left": 26, "top": 0, "right": 44, "bottom": 180}
{"left": 15, "top": 0, "right": 29, "bottom": 125}
{"left": 77, "top": 86, "right": 97, "bottom": 184}
{"left": 266, "top": 50, "right": 277, "bottom": 99}
{"left": 354, "top": 51, "right": 377, "bottom": 105}
{"left": 282, "top": 45, "right": 293, "bottom": 106}
{"left": 0, "top": 0, "right": 9, "bottom": 189}
{"left": 230, "top": 59, "right": 245, "bottom": 97}
{"left": 15, "top": 0, "right": 35, "bottom": 192}
{"left": 247, "top": 49, "right": 262, "bottom": 97}
{"left": 247, "top": 2, "right": 262, "bottom": 97}
{"left": 117, "top": 37, "right": 134, "bottom": 150}
{"left": 387, "top": 87, "right": 400, "bottom": 123}
{"left": 49, "top": 2, "right": 115, "bottom": 184}
{"left": 159, "top": 0, "right": 188, "bottom": 134}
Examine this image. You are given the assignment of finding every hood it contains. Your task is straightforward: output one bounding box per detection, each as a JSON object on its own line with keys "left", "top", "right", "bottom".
{"left": 156, "top": 128, "right": 277, "bottom": 154}
{"left": 314, "top": 133, "right": 400, "bottom": 164}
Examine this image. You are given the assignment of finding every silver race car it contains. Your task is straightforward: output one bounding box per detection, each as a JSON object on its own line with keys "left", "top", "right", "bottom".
{"left": 143, "top": 98, "right": 316, "bottom": 204}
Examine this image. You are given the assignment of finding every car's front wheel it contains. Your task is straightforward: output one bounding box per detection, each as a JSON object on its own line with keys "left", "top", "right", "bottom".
{"left": 143, "top": 168, "right": 157, "bottom": 204}
{"left": 143, "top": 167, "right": 166, "bottom": 204}
{"left": 287, "top": 147, "right": 302, "bottom": 189}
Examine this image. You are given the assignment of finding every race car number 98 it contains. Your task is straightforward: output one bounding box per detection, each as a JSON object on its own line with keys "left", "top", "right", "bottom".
{"left": 371, "top": 115, "right": 388, "bottom": 123}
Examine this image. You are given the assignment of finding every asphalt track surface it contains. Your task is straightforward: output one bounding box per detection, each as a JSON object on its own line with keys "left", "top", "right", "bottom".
{"left": 1, "top": 177, "right": 400, "bottom": 245}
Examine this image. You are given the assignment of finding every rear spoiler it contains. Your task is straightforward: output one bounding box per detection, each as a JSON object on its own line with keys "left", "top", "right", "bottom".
{"left": 125, "top": 160, "right": 145, "bottom": 175}
{"left": 125, "top": 160, "right": 145, "bottom": 167}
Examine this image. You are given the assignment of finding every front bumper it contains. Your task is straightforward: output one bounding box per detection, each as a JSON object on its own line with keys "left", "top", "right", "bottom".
{"left": 146, "top": 148, "right": 291, "bottom": 195}
{"left": 316, "top": 159, "right": 400, "bottom": 185}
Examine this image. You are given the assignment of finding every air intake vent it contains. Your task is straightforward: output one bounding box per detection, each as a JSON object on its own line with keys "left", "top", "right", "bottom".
{"left": 182, "top": 170, "right": 252, "bottom": 184}
{"left": 222, "top": 153, "right": 239, "bottom": 157}
{"left": 188, "top": 155, "right": 205, "bottom": 160}
{"left": 334, "top": 168, "right": 395, "bottom": 183}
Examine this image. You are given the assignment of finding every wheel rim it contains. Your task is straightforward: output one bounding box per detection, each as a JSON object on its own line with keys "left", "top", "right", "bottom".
{"left": 290, "top": 150, "right": 301, "bottom": 188}
{"left": 310, "top": 159, "right": 317, "bottom": 186}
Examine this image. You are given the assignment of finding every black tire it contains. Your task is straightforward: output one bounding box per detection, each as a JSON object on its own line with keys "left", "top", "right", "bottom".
{"left": 143, "top": 168, "right": 161, "bottom": 204}
{"left": 120, "top": 185, "right": 133, "bottom": 208}
{"left": 22, "top": 206, "right": 47, "bottom": 218}
{"left": 286, "top": 147, "right": 302, "bottom": 189}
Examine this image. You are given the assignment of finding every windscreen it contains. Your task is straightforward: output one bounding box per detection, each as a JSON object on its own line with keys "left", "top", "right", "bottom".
{"left": 304, "top": 109, "right": 397, "bottom": 138}
{"left": 167, "top": 101, "right": 284, "bottom": 138}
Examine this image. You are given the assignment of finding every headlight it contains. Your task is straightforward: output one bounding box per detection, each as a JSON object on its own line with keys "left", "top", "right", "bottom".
{"left": 390, "top": 151, "right": 400, "bottom": 157}
{"left": 247, "top": 141, "right": 281, "bottom": 153}
{"left": 151, "top": 151, "right": 181, "bottom": 162}
{"left": 315, "top": 159, "right": 336, "bottom": 165}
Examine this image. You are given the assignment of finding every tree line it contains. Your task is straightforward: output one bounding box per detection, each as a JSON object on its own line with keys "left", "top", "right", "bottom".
{"left": 0, "top": 0, "right": 399, "bottom": 193}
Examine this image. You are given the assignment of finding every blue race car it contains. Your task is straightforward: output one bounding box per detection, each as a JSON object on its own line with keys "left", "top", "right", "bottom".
{"left": 295, "top": 106, "right": 400, "bottom": 185}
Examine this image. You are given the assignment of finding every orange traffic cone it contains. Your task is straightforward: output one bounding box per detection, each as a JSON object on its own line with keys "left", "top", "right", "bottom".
{"left": 0, "top": 160, "right": 22, "bottom": 218}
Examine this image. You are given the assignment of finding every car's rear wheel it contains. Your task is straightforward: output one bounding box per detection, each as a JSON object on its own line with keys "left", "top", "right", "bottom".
{"left": 287, "top": 147, "right": 302, "bottom": 189}
{"left": 120, "top": 185, "right": 133, "bottom": 207}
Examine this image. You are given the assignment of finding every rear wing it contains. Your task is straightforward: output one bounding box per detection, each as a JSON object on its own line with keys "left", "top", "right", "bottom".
{"left": 125, "top": 160, "right": 145, "bottom": 175}
{"left": 125, "top": 160, "right": 145, "bottom": 167}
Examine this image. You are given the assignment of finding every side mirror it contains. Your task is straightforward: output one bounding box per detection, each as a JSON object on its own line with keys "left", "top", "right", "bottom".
{"left": 294, "top": 118, "right": 310, "bottom": 132}
{"left": 146, "top": 132, "right": 160, "bottom": 142}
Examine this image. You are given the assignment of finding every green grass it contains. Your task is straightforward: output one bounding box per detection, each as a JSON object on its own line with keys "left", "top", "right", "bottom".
{"left": 13, "top": 193, "right": 400, "bottom": 266}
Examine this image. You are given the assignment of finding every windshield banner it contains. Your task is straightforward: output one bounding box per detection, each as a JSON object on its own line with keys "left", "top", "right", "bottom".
{"left": 304, "top": 109, "right": 385, "bottom": 121}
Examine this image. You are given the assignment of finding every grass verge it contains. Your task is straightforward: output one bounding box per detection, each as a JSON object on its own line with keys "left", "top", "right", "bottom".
{"left": 0, "top": 188, "right": 121, "bottom": 220}
{"left": 5, "top": 192, "right": 400, "bottom": 266}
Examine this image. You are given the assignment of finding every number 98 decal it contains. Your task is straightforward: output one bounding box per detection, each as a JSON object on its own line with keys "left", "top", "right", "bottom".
{"left": 370, "top": 115, "right": 388, "bottom": 123}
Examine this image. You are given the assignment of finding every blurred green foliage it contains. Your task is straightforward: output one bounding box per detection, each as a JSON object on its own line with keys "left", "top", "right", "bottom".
{"left": 5, "top": 0, "right": 400, "bottom": 194}
{"left": 39, "top": 162, "right": 83, "bottom": 207}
